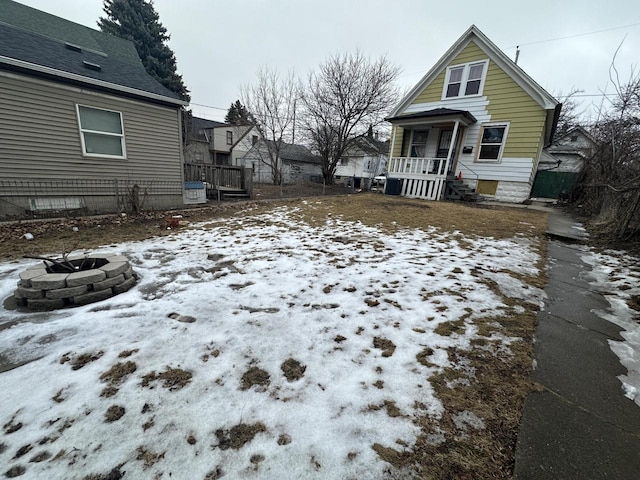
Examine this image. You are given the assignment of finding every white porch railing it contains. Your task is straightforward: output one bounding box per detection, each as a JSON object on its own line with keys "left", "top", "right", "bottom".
{"left": 386, "top": 157, "right": 449, "bottom": 200}
{"left": 387, "top": 157, "right": 448, "bottom": 177}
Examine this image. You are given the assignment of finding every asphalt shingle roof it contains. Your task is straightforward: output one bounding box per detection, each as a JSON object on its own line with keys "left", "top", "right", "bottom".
{"left": 0, "top": 0, "right": 182, "bottom": 104}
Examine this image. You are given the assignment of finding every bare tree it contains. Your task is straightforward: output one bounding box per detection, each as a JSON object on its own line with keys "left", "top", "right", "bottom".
{"left": 241, "top": 67, "right": 297, "bottom": 184}
{"left": 575, "top": 52, "right": 640, "bottom": 240}
{"left": 299, "top": 51, "right": 400, "bottom": 184}
{"left": 553, "top": 88, "right": 585, "bottom": 140}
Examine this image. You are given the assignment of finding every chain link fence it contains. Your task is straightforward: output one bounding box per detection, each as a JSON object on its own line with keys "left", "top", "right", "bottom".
{"left": 252, "top": 179, "right": 353, "bottom": 200}
{"left": 0, "top": 179, "right": 183, "bottom": 221}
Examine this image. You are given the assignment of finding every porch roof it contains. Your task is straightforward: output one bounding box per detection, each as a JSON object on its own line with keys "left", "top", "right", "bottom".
{"left": 385, "top": 108, "right": 477, "bottom": 127}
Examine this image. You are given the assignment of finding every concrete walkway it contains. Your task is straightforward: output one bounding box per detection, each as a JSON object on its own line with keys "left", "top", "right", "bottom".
{"left": 513, "top": 213, "right": 640, "bottom": 479}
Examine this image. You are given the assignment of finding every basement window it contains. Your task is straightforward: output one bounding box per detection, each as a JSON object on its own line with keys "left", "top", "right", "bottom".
{"left": 76, "top": 105, "right": 126, "bottom": 158}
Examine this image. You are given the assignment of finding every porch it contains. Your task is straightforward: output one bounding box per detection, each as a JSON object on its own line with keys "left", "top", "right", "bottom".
{"left": 386, "top": 108, "right": 477, "bottom": 200}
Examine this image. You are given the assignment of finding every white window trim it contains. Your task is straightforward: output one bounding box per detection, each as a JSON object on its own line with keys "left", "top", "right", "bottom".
{"left": 75, "top": 104, "right": 127, "bottom": 159}
{"left": 226, "top": 131, "right": 233, "bottom": 145}
{"left": 475, "top": 121, "right": 510, "bottom": 163}
{"left": 441, "top": 59, "right": 489, "bottom": 100}
{"left": 408, "top": 129, "right": 429, "bottom": 157}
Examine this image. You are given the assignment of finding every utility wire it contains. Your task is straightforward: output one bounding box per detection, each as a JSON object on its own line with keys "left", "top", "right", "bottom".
{"left": 398, "top": 21, "right": 640, "bottom": 80}
{"left": 504, "top": 21, "right": 640, "bottom": 49}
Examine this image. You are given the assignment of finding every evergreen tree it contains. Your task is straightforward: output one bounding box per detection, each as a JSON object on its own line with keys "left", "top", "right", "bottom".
{"left": 225, "top": 100, "right": 255, "bottom": 125}
{"left": 98, "top": 0, "right": 190, "bottom": 101}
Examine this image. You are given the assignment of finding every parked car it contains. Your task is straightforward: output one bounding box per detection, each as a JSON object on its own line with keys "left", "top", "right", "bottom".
{"left": 371, "top": 174, "right": 386, "bottom": 192}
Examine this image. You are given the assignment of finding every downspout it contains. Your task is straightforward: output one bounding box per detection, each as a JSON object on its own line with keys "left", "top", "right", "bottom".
{"left": 178, "top": 109, "right": 185, "bottom": 186}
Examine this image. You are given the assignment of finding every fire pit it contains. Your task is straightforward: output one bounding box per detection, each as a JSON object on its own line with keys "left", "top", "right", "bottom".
{"left": 14, "top": 254, "right": 138, "bottom": 311}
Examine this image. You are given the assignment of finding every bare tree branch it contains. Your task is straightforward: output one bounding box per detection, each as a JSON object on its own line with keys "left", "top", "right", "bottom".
{"left": 299, "top": 51, "right": 400, "bottom": 184}
{"left": 241, "top": 67, "right": 298, "bottom": 184}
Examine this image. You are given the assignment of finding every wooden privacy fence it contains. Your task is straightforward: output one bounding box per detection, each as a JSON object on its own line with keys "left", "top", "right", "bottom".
{"left": 183, "top": 164, "right": 252, "bottom": 193}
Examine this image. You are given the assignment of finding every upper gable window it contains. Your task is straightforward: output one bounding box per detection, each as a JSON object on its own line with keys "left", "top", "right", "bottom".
{"left": 76, "top": 105, "right": 126, "bottom": 158}
{"left": 226, "top": 131, "right": 233, "bottom": 145}
{"left": 443, "top": 60, "right": 488, "bottom": 99}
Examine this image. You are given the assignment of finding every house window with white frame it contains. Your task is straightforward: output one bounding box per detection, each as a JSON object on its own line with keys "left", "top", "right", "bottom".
{"left": 443, "top": 60, "right": 488, "bottom": 99}
{"left": 476, "top": 123, "right": 509, "bottom": 162}
{"left": 76, "top": 105, "right": 126, "bottom": 158}
{"left": 409, "top": 130, "right": 428, "bottom": 157}
{"left": 226, "top": 131, "right": 233, "bottom": 145}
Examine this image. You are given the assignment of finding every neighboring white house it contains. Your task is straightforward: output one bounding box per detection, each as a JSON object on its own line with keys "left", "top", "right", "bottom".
{"left": 184, "top": 118, "right": 255, "bottom": 166}
{"left": 242, "top": 140, "right": 322, "bottom": 184}
{"left": 230, "top": 126, "right": 261, "bottom": 166}
{"left": 334, "top": 135, "right": 388, "bottom": 189}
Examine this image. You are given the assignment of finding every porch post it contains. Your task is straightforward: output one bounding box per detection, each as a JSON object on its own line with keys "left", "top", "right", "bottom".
{"left": 388, "top": 125, "right": 397, "bottom": 169}
{"left": 438, "top": 120, "right": 460, "bottom": 199}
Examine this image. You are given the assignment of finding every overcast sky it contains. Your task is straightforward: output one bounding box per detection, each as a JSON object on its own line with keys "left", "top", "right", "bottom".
{"left": 16, "top": 0, "right": 640, "bottom": 123}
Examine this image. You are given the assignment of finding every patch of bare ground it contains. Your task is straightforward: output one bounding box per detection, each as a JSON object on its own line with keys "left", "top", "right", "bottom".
{"left": 100, "top": 361, "right": 137, "bottom": 397}
{"left": 82, "top": 466, "right": 125, "bottom": 480}
{"left": 136, "top": 446, "right": 165, "bottom": 468}
{"left": 241, "top": 366, "right": 270, "bottom": 390}
{"left": 141, "top": 368, "right": 192, "bottom": 391}
{"left": 373, "top": 337, "right": 396, "bottom": 357}
{"left": 0, "top": 202, "right": 257, "bottom": 261}
{"left": 281, "top": 358, "right": 306, "bottom": 382}
{"left": 59, "top": 351, "right": 104, "bottom": 370}
{"left": 288, "top": 193, "right": 548, "bottom": 238}
{"left": 215, "top": 422, "right": 266, "bottom": 450}
{"left": 4, "top": 465, "right": 26, "bottom": 478}
{"left": 394, "top": 307, "right": 539, "bottom": 479}
{"left": 104, "top": 405, "right": 125, "bottom": 423}
{"left": 628, "top": 295, "right": 640, "bottom": 312}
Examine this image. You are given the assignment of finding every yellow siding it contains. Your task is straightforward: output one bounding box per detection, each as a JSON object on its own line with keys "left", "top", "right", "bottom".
{"left": 412, "top": 41, "right": 487, "bottom": 105}
{"left": 407, "top": 40, "right": 547, "bottom": 160}
{"left": 391, "top": 127, "right": 404, "bottom": 157}
{"left": 483, "top": 62, "right": 546, "bottom": 159}
{"left": 411, "top": 70, "right": 446, "bottom": 105}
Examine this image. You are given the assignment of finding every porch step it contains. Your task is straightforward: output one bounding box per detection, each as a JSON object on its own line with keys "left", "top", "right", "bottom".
{"left": 445, "top": 177, "right": 480, "bottom": 203}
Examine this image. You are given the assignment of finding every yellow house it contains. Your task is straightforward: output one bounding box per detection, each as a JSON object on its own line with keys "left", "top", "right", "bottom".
{"left": 386, "top": 25, "right": 561, "bottom": 203}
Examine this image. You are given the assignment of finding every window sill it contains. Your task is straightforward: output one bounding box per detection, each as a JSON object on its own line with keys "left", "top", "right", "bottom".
{"left": 82, "top": 153, "right": 128, "bottom": 160}
{"left": 441, "top": 93, "right": 484, "bottom": 101}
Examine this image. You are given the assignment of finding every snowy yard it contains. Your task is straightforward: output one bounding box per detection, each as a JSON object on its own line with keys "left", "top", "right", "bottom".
{"left": 0, "top": 201, "right": 547, "bottom": 479}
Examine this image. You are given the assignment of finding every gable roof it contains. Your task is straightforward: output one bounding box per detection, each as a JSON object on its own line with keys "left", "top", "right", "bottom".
{"left": 246, "top": 140, "right": 321, "bottom": 164}
{"left": 346, "top": 135, "right": 390, "bottom": 157}
{"left": 390, "top": 25, "right": 559, "bottom": 117}
{"left": 0, "top": 0, "right": 186, "bottom": 107}
{"left": 279, "top": 143, "right": 321, "bottom": 164}
{"left": 552, "top": 126, "right": 597, "bottom": 146}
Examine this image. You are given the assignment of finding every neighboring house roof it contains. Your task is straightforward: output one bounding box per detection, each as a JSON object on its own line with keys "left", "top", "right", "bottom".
{"left": 0, "top": 0, "right": 186, "bottom": 107}
{"left": 280, "top": 143, "right": 321, "bottom": 164}
{"left": 549, "top": 126, "right": 597, "bottom": 153}
{"left": 543, "top": 125, "right": 597, "bottom": 168}
{"left": 389, "top": 25, "right": 560, "bottom": 144}
{"left": 244, "top": 140, "right": 321, "bottom": 165}
{"left": 345, "top": 135, "right": 390, "bottom": 157}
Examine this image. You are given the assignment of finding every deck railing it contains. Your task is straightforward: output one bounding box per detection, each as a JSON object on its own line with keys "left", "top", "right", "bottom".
{"left": 387, "top": 157, "right": 448, "bottom": 178}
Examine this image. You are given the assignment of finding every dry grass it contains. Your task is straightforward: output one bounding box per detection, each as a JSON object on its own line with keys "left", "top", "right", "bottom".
{"left": 0, "top": 194, "right": 549, "bottom": 478}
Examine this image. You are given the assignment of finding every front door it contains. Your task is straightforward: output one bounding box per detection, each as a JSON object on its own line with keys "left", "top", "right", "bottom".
{"left": 436, "top": 128, "right": 463, "bottom": 175}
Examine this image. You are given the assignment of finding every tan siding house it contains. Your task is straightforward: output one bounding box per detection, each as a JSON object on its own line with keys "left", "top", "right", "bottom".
{"left": 0, "top": 1, "right": 188, "bottom": 217}
{"left": 386, "top": 25, "right": 560, "bottom": 203}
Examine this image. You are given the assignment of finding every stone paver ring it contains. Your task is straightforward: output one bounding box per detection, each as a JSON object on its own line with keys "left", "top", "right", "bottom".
{"left": 14, "top": 254, "right": 138, "bottom": 311}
